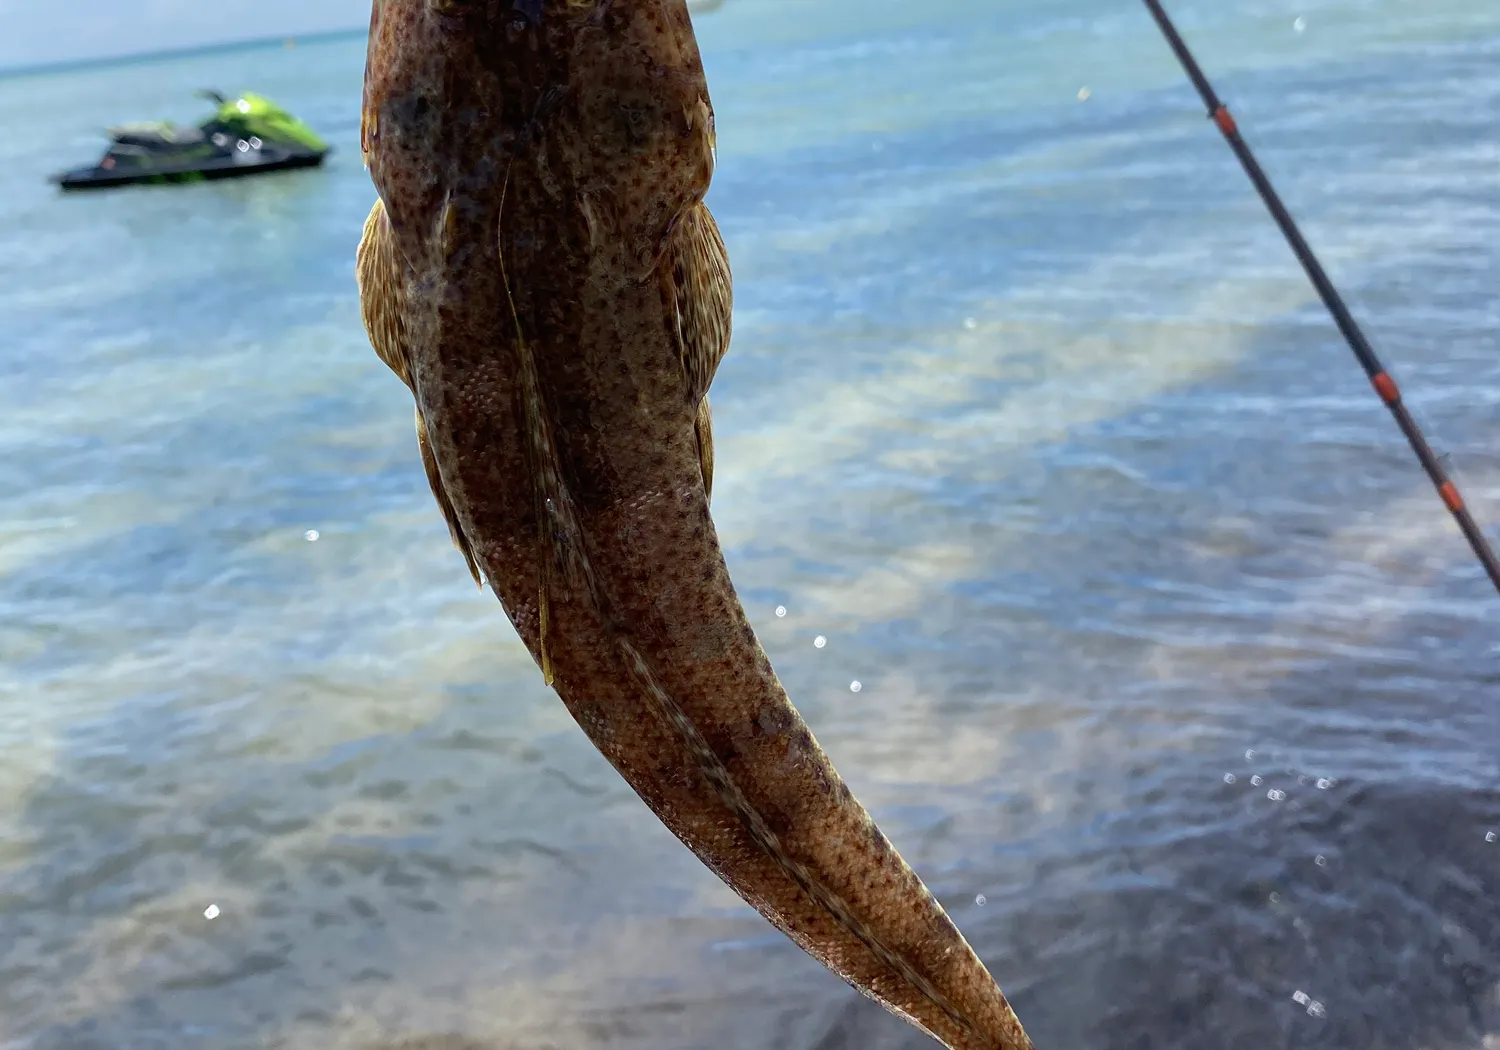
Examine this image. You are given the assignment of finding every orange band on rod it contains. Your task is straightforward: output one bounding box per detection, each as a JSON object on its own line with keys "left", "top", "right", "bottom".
{"left": 1213, "top": 106, "right": 1237, "bottom": 135}
{"left": 1371, "top": 372, "right": 1400, "bottom": 403}
{"left": 1439, "top": 482, "right": 1465, "bottom": 514}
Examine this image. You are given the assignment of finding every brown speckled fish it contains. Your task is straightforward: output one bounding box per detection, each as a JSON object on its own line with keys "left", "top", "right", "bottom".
{"left": 355, "top": 2, "right": 1034, "bottom": 1047}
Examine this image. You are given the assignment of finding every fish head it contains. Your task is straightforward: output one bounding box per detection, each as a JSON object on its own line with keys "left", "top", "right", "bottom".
{"left": 362, "top": 0, "right": 716, "bottom": 275}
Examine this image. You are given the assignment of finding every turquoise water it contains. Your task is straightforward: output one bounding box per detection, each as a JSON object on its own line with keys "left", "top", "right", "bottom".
{"left": 2, "top": 1, "right": 1499, "bottom": 1047}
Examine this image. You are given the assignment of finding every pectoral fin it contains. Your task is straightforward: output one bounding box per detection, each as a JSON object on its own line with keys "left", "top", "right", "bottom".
{"left": 664, "top": 202, "right": 732, "bottom": 501}
{"left": 358, "top": 198, "right": 481, "bottom": 587}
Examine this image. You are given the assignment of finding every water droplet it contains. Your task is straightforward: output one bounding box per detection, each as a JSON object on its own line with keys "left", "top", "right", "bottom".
{"left": 963, "top": 317, "right": 978, "bottom": 330}
{"left": 304, "top": 530, "right": 320, "bottom": 542}
{"left": 849, "top": 681, "right": 862, "bottom": 693}
{"left": 1307, "top": 1001, "right": 1325, "bottom": 1018}
{"left": 813, "top": 636, "right": 827, "bottom": 649}
{"left": 1269, "top": 892, "right": 1281, "bottom": 904}
{"left": 975, "top": 894, "right": 987, "bottom": 906}
{"left": 1223, "top": 773, "right": 1237, "bottom": 785}
{"left": 1486, "top": 831, "right": 1496, "bottom": 843}
{"left": 1251, "top": 775, "right": 1263, "bottom": 787}
{"left": 1292, "top": 990, "right": 1309, "bottom": 1005}
{"left": 1293, "top": 16, "right": 1306, "bottom": 33}
{"left": 1077, "top": 86, "right": 1091, "bottom": 101}
{"left": 204, "top": 904, "right": 221, "bottom": 920}
{"left": 1245, "top": 749, "right": 1256, "bottom": 761}
{"left": 1315, "top": 854, "right": 1327, "bottom": 866}
{"left": 1315, "top": 778, "right": 1332, "bottom": 789}
{"left": 1267, "top": 789, "right": 1286, "bottom": 801}
{"left": 775, "top": 605, "right": 787, "bottom": 618}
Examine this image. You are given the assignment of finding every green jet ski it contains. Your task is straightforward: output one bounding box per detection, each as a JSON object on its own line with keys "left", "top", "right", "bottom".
{"left": 53, "top": 90, "right": 331, "bottom": 191}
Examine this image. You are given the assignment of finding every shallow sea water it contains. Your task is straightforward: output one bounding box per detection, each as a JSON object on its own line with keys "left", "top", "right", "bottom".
{"left": 1, "top": 1, "right": 1498, "bottom": 1048}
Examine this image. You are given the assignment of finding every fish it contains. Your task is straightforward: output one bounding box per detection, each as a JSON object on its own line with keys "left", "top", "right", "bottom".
{"left": 354, "top": 2, "right": 1035, "bottom": 1047}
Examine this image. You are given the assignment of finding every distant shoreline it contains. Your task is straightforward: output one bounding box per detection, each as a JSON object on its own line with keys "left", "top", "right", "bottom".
{"left": 0, "top": 0, "right": 727, "bottom": 81}
{"left": 0, "top": 27, "right": 366, "bottom": 82}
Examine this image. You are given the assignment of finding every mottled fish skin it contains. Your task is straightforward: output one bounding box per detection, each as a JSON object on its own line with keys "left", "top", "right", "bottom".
{"left": 354, "top": 3, "right": 1035, "bottom": 1048}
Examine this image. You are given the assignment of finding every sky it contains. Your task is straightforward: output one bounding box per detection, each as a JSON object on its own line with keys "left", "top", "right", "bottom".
{"left": 0, "top": 0, "right": 371, "bottom": 71}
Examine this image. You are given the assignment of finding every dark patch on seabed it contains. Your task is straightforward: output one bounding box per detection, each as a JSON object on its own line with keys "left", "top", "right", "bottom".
{"left": 977, "top": 779, "right": 1500, "bottom": 1050}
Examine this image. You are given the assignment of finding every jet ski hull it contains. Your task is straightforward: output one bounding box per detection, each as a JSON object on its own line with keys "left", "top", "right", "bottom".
{"left": 54, "top": 149, "right": 328, "bottom": 191}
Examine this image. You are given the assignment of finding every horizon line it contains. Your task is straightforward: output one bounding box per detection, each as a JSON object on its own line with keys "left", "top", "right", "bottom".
{"left": 0, "top": 0, "right": 728, "bottom": 80}
{"left": 0, "top": 26, "right": 368, "bottom": 82}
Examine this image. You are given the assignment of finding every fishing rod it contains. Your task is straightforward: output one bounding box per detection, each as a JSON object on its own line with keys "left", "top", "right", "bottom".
{"left": 1140, "top": 0, "right": 1500, "bottom": 596}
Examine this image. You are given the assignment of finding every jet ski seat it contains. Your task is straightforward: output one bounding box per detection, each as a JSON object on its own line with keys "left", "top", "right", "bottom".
{"left": 105, "top": 123, "right": 208, "bottom": 150}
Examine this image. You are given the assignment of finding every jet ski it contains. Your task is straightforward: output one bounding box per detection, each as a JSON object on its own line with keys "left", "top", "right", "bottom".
{"left": 53, "top": 90, "right": 330, "bottom": 191}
